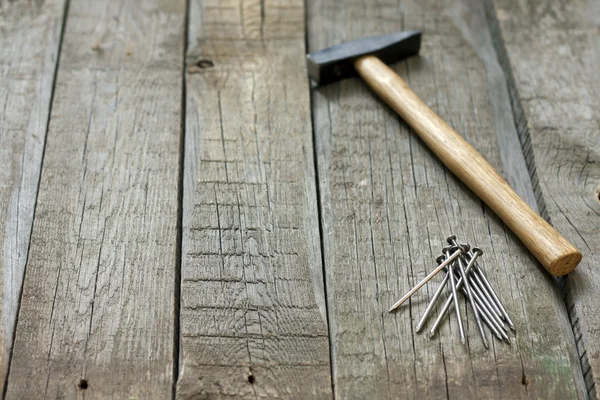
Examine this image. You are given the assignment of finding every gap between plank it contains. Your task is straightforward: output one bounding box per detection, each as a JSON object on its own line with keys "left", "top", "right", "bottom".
{"left": 1, "top": 0, "right": 72, "bottom": 397}
{"left": 173, "top": 0, "right": 191, "bottom": 397}
{"left": 481, "top": 1, "right": 595, "bottom": 398}
{"left": 304, "top": 0, "right": 336, "bottom": 396}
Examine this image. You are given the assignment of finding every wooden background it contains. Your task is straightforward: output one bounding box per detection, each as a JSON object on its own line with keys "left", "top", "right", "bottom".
{"left": 0, "top": 0, "right": 597, "bottom": 398}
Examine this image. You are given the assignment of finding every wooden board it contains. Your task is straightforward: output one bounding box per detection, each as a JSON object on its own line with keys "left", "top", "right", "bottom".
{"left": 4, "top": 0, "right": 186, "bottom": 398}
{"left": 486, "top": 0, "right": 600, "bottom": 397}
{"left": 176, "top": 0, "right": 331, "bottom": 398}
{"left": 0, "top": 0, "right": 66, "bottom": 385}
{"left": 307, "top": 0, "right": 586, "bottom": 398}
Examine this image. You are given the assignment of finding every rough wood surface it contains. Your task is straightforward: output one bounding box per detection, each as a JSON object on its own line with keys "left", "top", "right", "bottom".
{"left": 176, "top": 0, "right": 331, "bottom": 398}
{"left": 486, "top": 0, "right": 600, "bottom": 397}
{"left": 4, "top": 0, "right": 185, "bottom": 398}
{"left": 0, "top": 0, "right": 66, "bottom": 385}
{"left": 308, "top": 0, "right": 585, "bottom": 398}
{"left": 0, "top": 0, "right": 597, "bottom": 397}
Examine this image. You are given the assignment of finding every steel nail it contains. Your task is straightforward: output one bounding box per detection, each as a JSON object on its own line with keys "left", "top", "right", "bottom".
{"left": 415, "top": 256, "right": 451, "bottom": 332}
{"left": 474, "top": 265, "right": 516, "bottom": 331}
{"left": 429, "top": 247, "right": 510, "bottom": 341}
{"left": 468, "top": 270, "right": 504, "bottom": 323}
{"left": 469, "top": 265, "right": 504, "bottom": 320}
{"left": 447, "top": 265, "right": 509, "bottom": 341}
{"left": 457, "top": 256, "right": 488, "bottom": 348}
{"left": 430, "top": 284, "right": 507, "bottom": 341}
{"left": 448, "top": 257, "right": 465, "bottom": 344}
{"left": 447, "top": 238, "right": 515, "bottom": 331}
{"left": 389, "top": 247, "right": 463, "bottom": 312}
{"left": 429, "top": 248, "right": 486, "bottom": 336}
{"left": 456, "top": 270, "right": 510, "bottom": 341}
{"left": 475, "top": 301, "right": 505, "bottom": 341}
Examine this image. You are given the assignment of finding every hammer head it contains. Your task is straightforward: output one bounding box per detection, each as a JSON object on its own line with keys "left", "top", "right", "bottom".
{"left": 307, "top": 31, "right": 421, "bottom": 85}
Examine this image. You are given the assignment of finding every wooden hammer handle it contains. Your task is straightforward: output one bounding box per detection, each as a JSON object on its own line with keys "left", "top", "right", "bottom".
{"left": 354, "top": 55, "right": 581, "bottom": 275}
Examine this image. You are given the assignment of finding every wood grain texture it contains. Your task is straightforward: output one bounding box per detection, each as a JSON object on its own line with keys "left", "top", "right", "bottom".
{"left": 0, "top": 0, "right": 66, "bottom": 385}
{"left": 4, "top": 0, "right": 185, "bottom": 397}
{"left": 486, "top": 0, "right": 600, "bottom": 397}
{"left": 308, "top": 0, "right": 585, "bottom": 398}
{"left": 446, "top": 0, "right": 538, "bottom": 211}
{"left": 176, "top": 0, "right": 331, "bottom": 398}
{"left": 354, "top": 55, "right": 581, "bottom": 276}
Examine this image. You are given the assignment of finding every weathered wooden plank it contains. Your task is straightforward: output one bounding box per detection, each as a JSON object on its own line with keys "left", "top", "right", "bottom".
{"left": 176, "top": 0, "right": 331, "bottom": 398}
{"left": 0, "top": 0, "right": 66, "bottom": 385}
{"left": 485, "top": 0, "right": 600, "bottom": 397}
{"left": 447, "top": 0, "right": 538, "bottom": 211}
{"left": 5, "top": 0, "right": 186, "bottom": 398}
{"left": 308, "top": 0, "right": 585, "bottom": 398}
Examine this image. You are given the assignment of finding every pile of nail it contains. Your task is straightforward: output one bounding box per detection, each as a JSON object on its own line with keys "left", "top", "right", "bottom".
{"left": 389, "top": 235, "right": 514, "bottom": 348}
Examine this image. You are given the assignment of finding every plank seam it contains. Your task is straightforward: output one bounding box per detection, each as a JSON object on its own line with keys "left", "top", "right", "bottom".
{"left": 174, "top": 0, "right": 191, "bottom": 397}
{"left": 304, "top": 0, "right": 335, "bottom": 395}
{"left": 482, "top": 1, "right": 596, "bottom": 398}
{"left": 1, "top": 0, "right": 71, "bottom": 397}
{"left": 307, "top": 55, "right": 336, "bottom": 400}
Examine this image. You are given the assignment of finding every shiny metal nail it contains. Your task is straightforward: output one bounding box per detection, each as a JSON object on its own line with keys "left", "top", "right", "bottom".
{"left": 468, "top": 269, "right": 504, "bottom": 323}
{"left": 388, "top": 247, "right": 463, "bottom": 312}
{"left": 429, "top": 248, "right": 482, "bottom": 335}
{"left": 429, "top": 246, "right": 510, "bottom": 341}
{"left": 474, "top": 265, "right": 516, "bottom": 331}
{"left": 415, "top": 256, "right": 451, "bottom": 332}
{"left": 447, "top": 237, "right": 515, "bottom": 331}
{"left": 447, "top": 256, "right": 465, "bottom": 344}
{"left": 457, "top": 256, "right": 488, "bottom": 348}
{"left": 445, "top": 265, "right": 509, "bottom": 341}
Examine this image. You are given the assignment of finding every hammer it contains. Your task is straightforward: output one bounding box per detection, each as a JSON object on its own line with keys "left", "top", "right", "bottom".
{"left": 307, "top": 31, "right": 581, "bottom": 276}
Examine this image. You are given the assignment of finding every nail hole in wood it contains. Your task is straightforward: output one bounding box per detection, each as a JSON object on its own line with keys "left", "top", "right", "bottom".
{"left": 521, "top": 374, "right": 529, "bottom": 386}
{"left": 595, "top": 185, "right": 600, "bottom": 203}
{"left": 247, "top": 374, "right": 255, "bottom": 384}
{"left": 78, "top": 379, "right": 88, "bottom": 390}
{"left": 196, "top": 59, "right": 214, "bottom": 69}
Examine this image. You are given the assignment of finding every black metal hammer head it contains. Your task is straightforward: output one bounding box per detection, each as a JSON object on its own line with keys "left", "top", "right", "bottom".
{"left": 307, "top": 31, "right": 421, "bottom": 85}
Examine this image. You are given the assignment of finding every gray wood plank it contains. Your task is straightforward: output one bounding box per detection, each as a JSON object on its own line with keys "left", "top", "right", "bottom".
{"left": 176, "top": 0, "right": 331, "bottom": 398}
{"left": 0, "top": 0, "right": 66, "bottom": 385}
{"left": 307, "top": 0, "right": 585, "bottom": 398}
{"left": 448, "top": 0, "right": 538, "bottom": 211}
{"left": 485, "top": 0, "right": 600, "bottom": 397}
{"left": 4, "top": 0, "right": 186, "bottom": 398}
